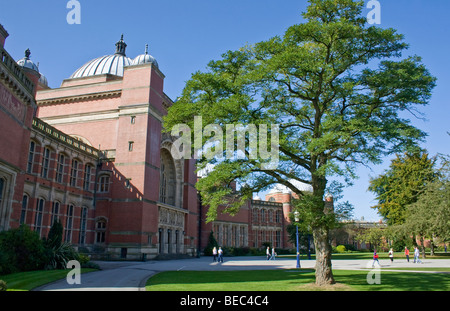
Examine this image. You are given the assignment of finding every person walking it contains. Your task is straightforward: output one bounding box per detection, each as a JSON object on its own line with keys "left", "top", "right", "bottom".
{"left": 218, "top": 247, "right": 224, "bottom": 263}
{"left": 388, "top": 248, "right": 394, "bottom": 263}
{"left": 270, "top": 247, "right": 277, "bottom": 260}
{"left": 372, "top": 250, "right": 380, "bottom": 268}
{"left": 404, "top": 247, "right": 410, "bottom": 262}
{"left": 266, "top": 247, "right": 270, "bottom": 260}
{"left": 414, "top": 247, "right": 422, "bottom": 264}
{"left": 212, "top": 246, "right": 218, "bottom": 262}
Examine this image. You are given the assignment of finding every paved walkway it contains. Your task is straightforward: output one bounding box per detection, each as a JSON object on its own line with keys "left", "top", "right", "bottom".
{"left": 34, "top": 256, "right": 450, "bottom": 291}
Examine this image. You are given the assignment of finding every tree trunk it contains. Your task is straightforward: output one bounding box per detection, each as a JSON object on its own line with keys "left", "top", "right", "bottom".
{"left": 313, "top": 227, "right": 335, "bottom": 286}
{"left": 420, "top": 236, "right": 426, "bottom": 259}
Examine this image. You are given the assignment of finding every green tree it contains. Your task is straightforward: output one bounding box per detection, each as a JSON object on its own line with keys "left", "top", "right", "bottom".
{"left": 164, "top": 0, "right": 436, "bottom": 285}
{"left": 356, "top": 226, "right": 386, "bottom": 251}
{"left": 402, "top": 157, "right": 450, "bottom": 257}
{"left": 368, "top": 152, "right": 437, "bottom": 225}
{"left": 204, "top": 231, "right": 219, "bottom": 256}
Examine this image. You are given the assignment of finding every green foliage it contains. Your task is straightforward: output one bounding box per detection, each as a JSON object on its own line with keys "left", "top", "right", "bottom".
{"left": 164, "top": 0, "right": 436, "bottom": 285}
{"left": 45, "top": 219, "right": 63, "bottom": 249}
{"left": 369, "top": 152, "right": 437, "bottom": 225}
{"left": 401, "top": 157, "right": 450, "bottom": 242}
{"left": 0, "top": 225, "right": 46, "bottom": 274}
{"left": 46, "top": 242, "right": 79, "bottom": 270}
{"left": 0, "top": 280, "right": 6, "bottom": 291}
{"left": 203, "top": 231, "right": 219, "bottom": 256}
{"left": 336, "top": 245, "right": 347, "bottom": 253}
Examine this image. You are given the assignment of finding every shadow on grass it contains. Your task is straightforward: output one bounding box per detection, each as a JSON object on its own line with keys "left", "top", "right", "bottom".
{"left": 147, "top": 269, "right": 450, "bottom": 291}
{"left": 333, "top": 270, "right": 450, "bottom": 291}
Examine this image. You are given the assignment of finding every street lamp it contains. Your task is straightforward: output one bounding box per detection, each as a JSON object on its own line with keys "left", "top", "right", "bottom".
{"left": 294, "top": 210, "right": 301, "bottom": 269}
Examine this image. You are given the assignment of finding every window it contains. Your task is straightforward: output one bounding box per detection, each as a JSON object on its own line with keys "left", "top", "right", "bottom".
{"left": 27, "top": 141, "right": 35, "bottom": 173}
{"left": 95, "top": 219, "right": 106, "bottom": 243}
{"left": 65, "top": 205, "right": 74, "bottom": 242}
{"left": 128, "top": 141, "right": 134, "bottom": 152}
{"left": 261, "top": 209, "right": 265, "bottom": 222}
{"left": 51, "top": 201, "right": 60, "bottom": 226}
{"left": 83, "top": 165, "right": 92, "bottom": 191}
{"left": 0, "top": 178, "right": 5, "bottom": 226}
{"left": 159, "top": 149, "right": 176, "bottom": 205}
{"left": 269, "top": 197, "right": 276, "bottom": 202}
{"left": 79, "top": 207, "right": 88, "bottom": 245}
{"left": 70, "top": 160, "right": 79, "bottom": 187}
{"left": 35, "top": 198, "right": 45, "bottom": 236}
{"left": 276, "top": 210, "right": 281, "bottom": 223}
{"left": 252, "top": 209, "right": 258, "bottom": 222}
{"left": 56, "top": 154, "right": 65, "bottom": 183}
{"left": 20, "top": 195, "right": 28, "bottom": 225}
{"left": 130, "top": 116, "right": 136, "bottom": 124}
{"left": 97, "top": 175, "right": 110, "bottom": 193}
{"left": 41, "top": 147, "right": 51, "bottom": 178}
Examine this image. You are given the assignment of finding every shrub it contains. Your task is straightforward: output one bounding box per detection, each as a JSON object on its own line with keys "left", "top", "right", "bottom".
{"left": 336, "top": 245, "right": 347, "bottom": 253}
{"left": 203, "top": 231, "right": 219, "bottom": 256}
{"left": 0, "top": 225, "right": 46, "bottom": 273}
{"left": 46, "top": 242, "right": 80, "bottom": 270}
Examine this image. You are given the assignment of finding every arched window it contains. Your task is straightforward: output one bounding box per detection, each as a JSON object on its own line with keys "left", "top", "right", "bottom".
{"left": 0, "top": 178, "right": 5, "bottom": 227}
{"left": 70, "top": 159, "right": 79, "bottom": 187}
{"left": 56, "top": 153, "right": 66, "bottom": 183}
{"left": 20, "top": 194, "right": 28, "bottom": 225}
{"left": 79, "top": 207, "right": 88, "bottom": 245}
{"left": 41, "top": 147, "right": 52, "bottom": 178}
{"left": 64, "top": 204, "right": 74, "bottom": 242}
{"left": 97, "top": 175, "right": 110, "bottom": 193}
{"left": 34, "top": 198, "right": 45, "bottom": 236}
{"left": 95, "top": 218, "right": 107, "bottom": 243}
{"left": 83, "top": 164, "right": 93, "bottom": 191}
{"left": 159, "top": 149, "right": 176, "bottom": 206}
{"left": 269, "top": 197, "right": 276, "bottom": 202}
{"left": 51, "top": 201, "right": 60, "bottom": 226}
{"left": 27, "top": 141, "right": 36, "bottom": 173}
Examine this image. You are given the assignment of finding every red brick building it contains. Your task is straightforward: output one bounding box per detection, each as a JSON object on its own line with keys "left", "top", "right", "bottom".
{"left": 0, "top": 25, "right": 314, "bottom": 260}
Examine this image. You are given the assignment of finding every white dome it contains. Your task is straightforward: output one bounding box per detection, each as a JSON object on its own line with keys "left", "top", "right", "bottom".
{"left": 268, "top": 179, "right": 313, "bottom": 194}
{"left": 17, "top": 49, "right": 39, "bottom": 72}
{"left": 132, "top": 44, "right": 158, "bottom": 68}
{"left": 38, "top": 73, "right": 48, "bottom": 86}
{"left": 70, "top": 35, "right": 133, "bottom": 79}
{"left": 70, "top": 54, "right": 133, "bottom": 79}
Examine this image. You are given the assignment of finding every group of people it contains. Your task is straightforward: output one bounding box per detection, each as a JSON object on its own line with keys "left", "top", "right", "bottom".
{"left": 372, "top": 246, "right": 424, "bottom": 267}
{"left": 266, "top": 247, "right": 277, "bottom": 260}
{"left": 212, "top": 247, "right": 224, "bottom": 263}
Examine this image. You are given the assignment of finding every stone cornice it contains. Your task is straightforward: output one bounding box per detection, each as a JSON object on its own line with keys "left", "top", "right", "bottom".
{"left": 36, "top": 89, "right": 122, "bottom": 106}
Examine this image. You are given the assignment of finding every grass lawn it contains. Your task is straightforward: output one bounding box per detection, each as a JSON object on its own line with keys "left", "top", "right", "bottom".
{"left": 0, "top": 268, "right": 97, "bottom": 291}
{"left": 146, "top": 269, "right": 450, "bottom": 291}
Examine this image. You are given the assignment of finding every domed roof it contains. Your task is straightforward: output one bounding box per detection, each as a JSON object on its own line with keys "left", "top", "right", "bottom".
{"left": 268, "top": 179, "right": 313, "bottom": 194}
{"left": 38, "top": 73, "right": 48, "bottom": 86}
{"left": 132, "top": 44, "right": 158, "bottom": 68}
{"left": 17, "top": 49, "right": 39, "bottom": 72}
{"left": 70, "top": 35, "right": 133, "bottom": 79}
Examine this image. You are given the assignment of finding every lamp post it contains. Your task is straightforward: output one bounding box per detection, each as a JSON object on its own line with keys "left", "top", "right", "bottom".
{"left": 294, "top": 211, "right": 301, "bottom": 269}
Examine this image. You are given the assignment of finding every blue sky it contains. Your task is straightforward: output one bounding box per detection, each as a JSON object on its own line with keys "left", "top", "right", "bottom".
{"left": 1, "top": 0, "right": 449, "bottom": 221}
